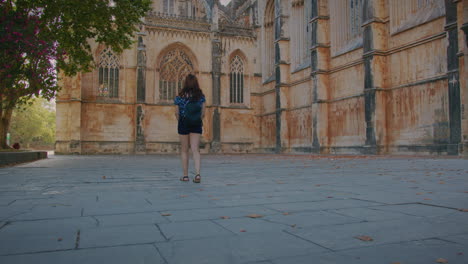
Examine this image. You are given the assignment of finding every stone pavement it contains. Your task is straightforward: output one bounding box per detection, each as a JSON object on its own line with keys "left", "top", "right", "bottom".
{"left": 0, "top": 154, "right": 468, "bottom": 264}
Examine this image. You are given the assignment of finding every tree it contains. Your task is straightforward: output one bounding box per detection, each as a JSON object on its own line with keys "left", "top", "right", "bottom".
{"left": 0, "top": 0, "right": 152, "bottom": 148}
{"left": 9, "top": 98, "right": 56, "bottom": 148}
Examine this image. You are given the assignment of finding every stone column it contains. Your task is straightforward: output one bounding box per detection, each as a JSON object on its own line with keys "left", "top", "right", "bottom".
{"left": 135, "top": 32, "right": 147, "bottom": 153}
{"left": 445, "top": 0, "right": 462, "bottom": 155}
{"left": 274, "top": 0, "right": 290, "bottom": 153}
{"left": 211, "top": 37, "right": 222, "bottom": 153}
{"left": 310, "top": 0, "right": 330, "bottom": 153}
{"left": 461, "top": 0, "right": 468, "bottom": 156}
{"left": 362, "top": 0, "right": 388, "bottom": 154}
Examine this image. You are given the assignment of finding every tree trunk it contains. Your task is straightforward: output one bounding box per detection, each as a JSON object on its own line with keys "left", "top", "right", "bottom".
{"left": 0, "top": 108, "right": 13, "bottom": 149}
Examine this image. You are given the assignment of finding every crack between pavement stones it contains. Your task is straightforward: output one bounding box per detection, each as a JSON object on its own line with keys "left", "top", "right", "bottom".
{"left": 145, "top": 198, "right": 153, "bottom": 205}
{"left": 7, "top": 199, "right": 17, "bottom": 206}
{"left": 282, "top": 229, "right": 335, "bottom": 252}
{"left": 0, "top": 221, "right": 11, "bottom": 230}
{"left": 152, "top": 244, "right": 169, "bottom": 264}
{"left": 80, "top": 208, "right": 84, "bottom": 217}
{"left": 336, "top": 237, "right": 468, "bottom": 252}
{"left": 91, "top": 216, "right": 100, "bottom": 227}
{"left": 154, "top": 223, "right": 170, "bottom": 241}
{"left": 74, "top": 229, "right": 81, "bottom": 249}
{"left": 0, "top": 242, "right": 161, "bottom": 257}
{"left": 209, "top": 219, "right": 238, "bottom": 235}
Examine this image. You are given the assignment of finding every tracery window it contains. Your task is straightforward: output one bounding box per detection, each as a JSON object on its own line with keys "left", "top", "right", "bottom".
{"left": 330, "top": 0, "right": 363, "bottom": 56}
{"left": 159, "top": 48, "right": 194, "bottom": 101}
{"left": 390, "top": 0, "right": 445, "bottom": 34}
{"left": 230, "top": 55, "right": 244, "bottom": 104}
{"left": 263, "top": 0, "right": 275, "bottom": 81}
{"left": 290, "top": 0, "right": 311, "bottom": 71}
{"left": 98, "top": 48, "right": 119, "bottom": 97}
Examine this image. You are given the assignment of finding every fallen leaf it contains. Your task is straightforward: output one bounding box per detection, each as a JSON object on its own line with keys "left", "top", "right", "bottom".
{"left": 102, "top": 176, "right": 106, "bottom": 179}
{"left": 276, "top": 181, "right": 285, "bottom": 184}
{"left": 161, "top": 213, "right": 171, "bottom": 216}
{"left": 439, "top": 181, "right": 446, "bottom": 184}
{"left": 220, "top": 216, "right": 230, "bottom": 219}
{"left": 57, "top": 237, "right": 63, "bottom": 241}
{"left": 180, "top": 195, "right": 188, "bottom": 198}
{"left": 315, "top": 184, "right": 322, "bottom": 187}
{"left": 457, "top": 252, "right": 463, "bottom": 255}
{"left": 327, "top": 196, "right": 334, "bottom": 198}
{"left": 282, "top": 212, "right": 290, "bottom": 215}
{"left": 291, "top": 224, "right": 297, "bottom": 228}
{"left": 458, "top": 209, "right": 468, "bottom": 212}
{"left": 239, "top": 229, "right": 247, "bottom": 232}
{"left": 436, "top": 258, "right": 448, "bottom": 263}
{"left": 246, "top": 214, "right": 263, "bottom": 218}
{"left": 198, "top": 189, "right": 204, "bottom": 191}
{"left": 355, "top": 235, "right": 374, "bottom": 242}
{"left": 211, "top": 198, "right": 219, "bottom": 200}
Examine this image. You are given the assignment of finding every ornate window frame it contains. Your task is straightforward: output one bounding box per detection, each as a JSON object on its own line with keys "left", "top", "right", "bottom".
{"left": 156, "top": 43, "right": 197, "bottom": 102}
{"left": 97, "top": 48, "right": 120, "bottom": 98}
{"left": 230, "top": 55, "right": 245, "bottom": 104}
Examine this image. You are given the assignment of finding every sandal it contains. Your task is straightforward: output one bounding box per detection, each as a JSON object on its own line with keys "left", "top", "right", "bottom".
{"left": 180, "top": 176, "right": 189, "bottom": 182}
{"left": 193, "top": 174, "right": 201, "bottom": 183}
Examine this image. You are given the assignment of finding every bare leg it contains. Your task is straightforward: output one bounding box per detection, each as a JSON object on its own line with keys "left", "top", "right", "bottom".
{"left": 179, "top": 134, "right": 190, "bottom": 178}
{"left": 189, "top": 133, "right": 201, "bottom": 176}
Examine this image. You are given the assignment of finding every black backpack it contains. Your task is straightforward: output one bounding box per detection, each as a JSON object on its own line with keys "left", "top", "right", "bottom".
{"left": 183, "top": 99, "right": 202, "bottom": 128}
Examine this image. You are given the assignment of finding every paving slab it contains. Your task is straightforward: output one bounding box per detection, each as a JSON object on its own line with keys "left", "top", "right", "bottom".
{"left": 156, "top": 231, "right": 329, "bottom": 264}
{"left": 78, "top": 225, "right": 166, "bottom": 249}
{"left": 1, "top": 154, "right": 467, "bottom": 263}
{"left": 158, "top": 220, "right": 234, "bottom": 241}
{"left": 0, "top": 244, "right": 165, "bottom": 264}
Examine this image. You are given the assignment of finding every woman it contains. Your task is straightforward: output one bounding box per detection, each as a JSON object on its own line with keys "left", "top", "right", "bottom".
{"left": 174, "top": 74, "right": 206, "bottom": 183}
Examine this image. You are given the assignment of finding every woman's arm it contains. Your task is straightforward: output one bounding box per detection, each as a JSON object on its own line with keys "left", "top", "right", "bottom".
{"left": 175, "top": 105, "right": 180, "bottom": 121}
{"left": 201, "top": 103, "right": 206, "bottom": 119}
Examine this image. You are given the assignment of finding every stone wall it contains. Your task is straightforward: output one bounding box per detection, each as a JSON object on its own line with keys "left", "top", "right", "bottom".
{"left": 56, "top": 0, "right": 468, "bottom": 156}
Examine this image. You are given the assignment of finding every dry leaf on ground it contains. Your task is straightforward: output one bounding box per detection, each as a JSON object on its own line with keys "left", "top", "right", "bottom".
{"left": 458, "top": 209, "right": 468, "bottom": 212}
{"left": 239, "top": 229, "right": 247, "bottom": 232}
{"left": 180, "top": 195, "right": 188, "bottom": 198}
{"left": 282, "top": 212, "right": 290, "bottom": 215}
{"left": 102, "top": 176, "right": 106, "bottom": 179}
{"left": 436, "top": 258, "right": 448, "bottom": 263}
{"left": 57, "top": 237, "right": 63, "bottom": 241}
{"left": 220, "top": 216, "right": 230, "bottom": 219}
{"left": 246, "top": 214, "right": 263, "bottom": 218}
{"left": 355, "top": 235, "right": 374, "bottom": 241}
{"left": 161, "top": 213, "right": 171, "bottom": 216}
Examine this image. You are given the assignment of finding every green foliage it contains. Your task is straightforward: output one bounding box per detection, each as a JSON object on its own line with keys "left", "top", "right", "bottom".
{"left": 9, "top": 98, "right": 55, "bottom": 148}
{"left": 0, "top": 0, "right": 151, "bottom": 148}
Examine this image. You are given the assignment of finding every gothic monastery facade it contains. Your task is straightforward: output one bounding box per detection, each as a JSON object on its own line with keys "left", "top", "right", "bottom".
{"left": 56, "top": 0, "right": 468, "bottom": 155}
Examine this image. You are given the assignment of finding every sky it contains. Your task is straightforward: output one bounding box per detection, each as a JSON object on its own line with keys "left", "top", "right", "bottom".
{"left": 220, "top": 0, "right": 231, "bottom": 5}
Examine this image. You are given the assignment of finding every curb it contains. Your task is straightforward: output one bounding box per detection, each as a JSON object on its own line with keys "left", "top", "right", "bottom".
{"left": 0, "top": 151, "right": 48, "bottom": 166}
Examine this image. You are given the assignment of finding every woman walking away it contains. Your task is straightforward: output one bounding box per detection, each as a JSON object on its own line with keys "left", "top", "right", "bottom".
{"left": 174, "top": 74, "right": 206, "bottom": 183}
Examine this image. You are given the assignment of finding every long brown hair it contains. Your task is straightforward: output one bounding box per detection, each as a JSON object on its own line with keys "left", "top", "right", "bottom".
{"left": 178, "top": 74, "right": 204, "bottom": 101}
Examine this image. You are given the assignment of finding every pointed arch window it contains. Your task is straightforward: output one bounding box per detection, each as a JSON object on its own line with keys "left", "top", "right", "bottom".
{"left": 290, "top": 0, "right": 311, "bottom": 71}
{"left": 159, "top": 48, "right": 194, "bottom": 101}
{"left": 230, "top": 55, "right": 244, "bottom": 104}
{"left": 98, "top": 48, "right": 119, "bottom": 98}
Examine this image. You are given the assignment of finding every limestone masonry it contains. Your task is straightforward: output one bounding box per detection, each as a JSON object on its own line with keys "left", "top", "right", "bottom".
{"left": 56, "top": 0, "right": 468, "bottom": 156}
